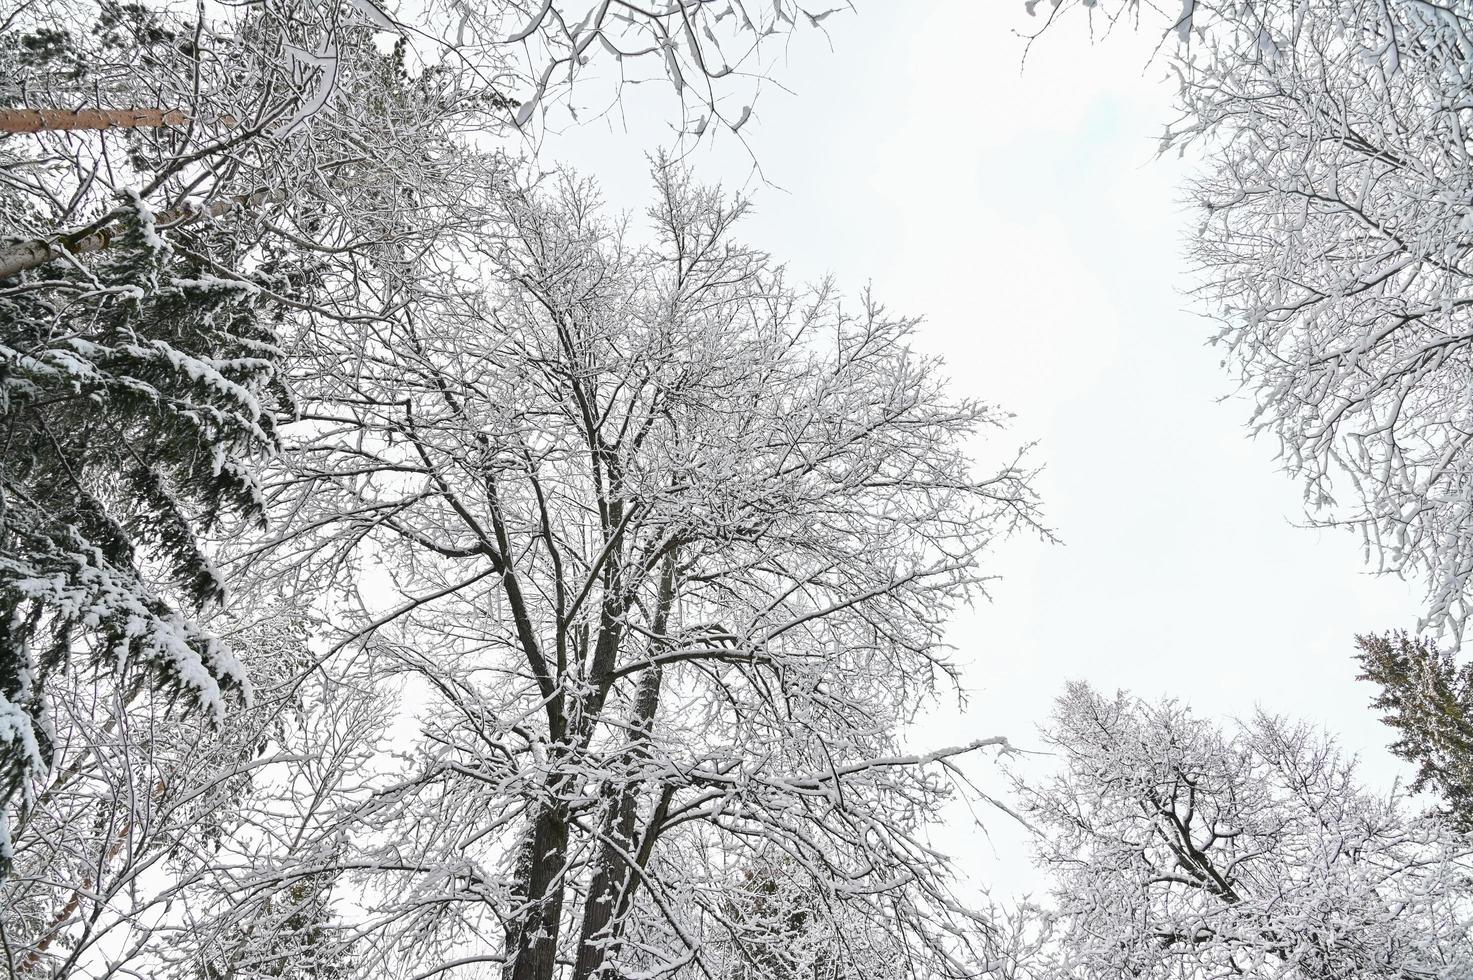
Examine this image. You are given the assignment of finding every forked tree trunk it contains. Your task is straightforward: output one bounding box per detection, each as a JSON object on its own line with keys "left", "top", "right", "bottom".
{"left": 504, "top": 553, "right": 678, "bottom": 980}
{"left": 569, "top": 671, "right": 663, "bottom": 980}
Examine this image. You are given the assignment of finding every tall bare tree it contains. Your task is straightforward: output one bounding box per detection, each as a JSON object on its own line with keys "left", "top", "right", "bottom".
{"left": 241, "top": 163, "right": 1046, "bottom": 980}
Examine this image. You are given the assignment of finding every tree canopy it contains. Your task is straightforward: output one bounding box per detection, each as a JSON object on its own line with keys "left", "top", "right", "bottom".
{"left": 1012, "top": 683, "right": 1473, "bottom": 979}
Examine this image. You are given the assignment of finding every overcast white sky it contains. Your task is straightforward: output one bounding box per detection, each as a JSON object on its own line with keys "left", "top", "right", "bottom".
{"left": 548, "top": 2, "right": 1430, "bottom": 895}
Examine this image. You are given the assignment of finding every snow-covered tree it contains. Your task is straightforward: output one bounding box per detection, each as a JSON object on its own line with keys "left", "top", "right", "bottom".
{"left": 1358, "top": 630, "right": 1473, "bottom": 834}
{"left": 0, "top": 595, "right": 386, "bottom": 979}
{"left": 1013, "top": 683, "right": 1473, "bottom": 979}
{"left": 242, "top": 163, "right": 1046, "bottom": 980}
{"left": 0, "top": 197, "right": 288, "bottom": 868}
{"left": 0, "top": 0, "right": 868, "bottom": 948}
{"left": 1028, "top": 0, "right": 1473, "bottom": 639}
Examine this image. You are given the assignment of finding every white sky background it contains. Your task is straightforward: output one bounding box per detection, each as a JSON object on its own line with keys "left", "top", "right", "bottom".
{"left": 544, "top": 2, "right": 1429, "bottom": 896}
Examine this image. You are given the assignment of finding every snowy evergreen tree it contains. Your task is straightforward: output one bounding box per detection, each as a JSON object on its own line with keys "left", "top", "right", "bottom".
{"left": 0, "top": 192, "right": 286, "bottom": 867}
{"left": 1358, "top": 631, "right": 1473, "bottom": 833}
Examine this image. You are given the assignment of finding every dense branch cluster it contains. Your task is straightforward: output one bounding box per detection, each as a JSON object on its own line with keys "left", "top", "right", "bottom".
{"left": 1183, "top": 0, "right": 1473, "bottom": 637}
{"left": 1033, "top": 0, "right": 1473, "bottom": 637}
{"left": 430, "top": 0, "right": 849, "bottom": 135}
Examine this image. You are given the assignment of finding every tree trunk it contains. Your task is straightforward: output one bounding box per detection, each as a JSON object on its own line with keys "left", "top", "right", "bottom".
{"left": 571, "top": 552, "right": 677, "bottom": 980}
{"left": 570, "top": 674, "right": 661, "bottom": 980}
{"left": 506, "top": 796, "right": 573, "bottom": 980}
{"left": 0, "top": 107, "right": 236, "bottom": 133}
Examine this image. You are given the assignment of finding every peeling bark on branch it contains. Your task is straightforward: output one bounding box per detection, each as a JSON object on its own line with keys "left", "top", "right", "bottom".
{"left": 0, "top": 188, "right": 280, "bottom": 280}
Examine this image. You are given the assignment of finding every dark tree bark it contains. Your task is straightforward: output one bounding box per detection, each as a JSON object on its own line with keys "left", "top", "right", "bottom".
{"left": 572, "top": 552, "right": 677, "bottom": 980}
{"left": 506, "top": 794, "right": 574, "bottom": 980}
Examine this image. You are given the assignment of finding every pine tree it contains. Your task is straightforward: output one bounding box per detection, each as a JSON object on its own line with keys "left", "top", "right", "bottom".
{"left": 1358, "top": 631, "right": 1473, "bottom": 832}
{"left": 0, "top": 190, "right": 286, "bottom": 868}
